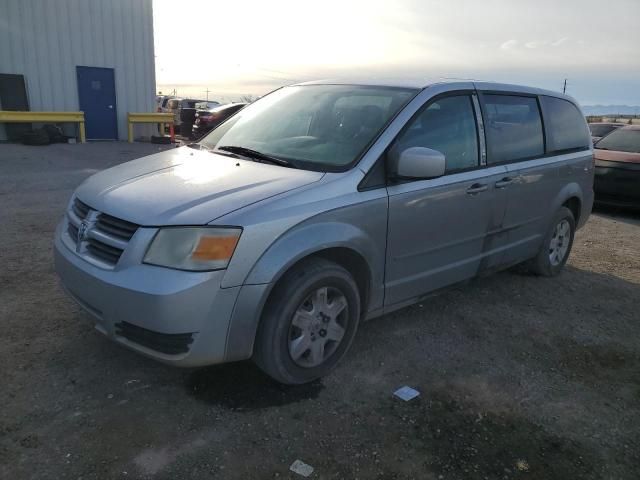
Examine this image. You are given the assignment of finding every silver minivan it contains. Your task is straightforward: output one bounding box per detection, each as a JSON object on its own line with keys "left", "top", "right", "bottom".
{"left": 54, "top": 80, "right": 594, "bottom": 384}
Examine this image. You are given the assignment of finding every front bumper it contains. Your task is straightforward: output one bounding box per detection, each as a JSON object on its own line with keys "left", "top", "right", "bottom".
{"left": 594, "top": 160, "right": 640, "bottom": 206}
{"left": 54, "top": 220, "right": 242, "bottom": 366}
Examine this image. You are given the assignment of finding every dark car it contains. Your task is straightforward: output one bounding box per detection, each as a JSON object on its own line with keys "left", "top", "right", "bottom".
{"left": 176, "top": 99, "right": 215, "bottom": 137}
{"left": 594, "top": 125, "right": 640, "bottom": 207}
{"left": 589, "top": 122, "right": 626, "bottom": 144}
{"left": 192, "top": 103, "right": 247, "bottom": 138}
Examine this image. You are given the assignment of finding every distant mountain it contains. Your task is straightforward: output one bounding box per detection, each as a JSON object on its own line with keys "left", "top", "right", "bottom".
{"left": 581, "top": 105, "right": 640, "bottom": 116}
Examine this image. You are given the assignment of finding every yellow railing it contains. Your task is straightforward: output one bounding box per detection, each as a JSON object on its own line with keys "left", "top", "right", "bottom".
{"left": 127, "top": 112, "right": 175, "bottom": 143}
{"left": 0, "top": 111, "right": 86, "bottom": 143}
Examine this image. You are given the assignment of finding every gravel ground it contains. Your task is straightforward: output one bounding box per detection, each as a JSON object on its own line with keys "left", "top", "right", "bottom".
{"left": 1, "top": 143, "right": 638, "bottom": 480}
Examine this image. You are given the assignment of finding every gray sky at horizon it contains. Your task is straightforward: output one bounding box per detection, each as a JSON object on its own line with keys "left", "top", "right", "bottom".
{"left": 153, "top": 0, "right": 640, "bottom": 105}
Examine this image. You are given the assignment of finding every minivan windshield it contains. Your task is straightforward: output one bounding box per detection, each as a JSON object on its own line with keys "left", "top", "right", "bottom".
{"left": 199, "top": 85, "right": 418, "bottom": 170}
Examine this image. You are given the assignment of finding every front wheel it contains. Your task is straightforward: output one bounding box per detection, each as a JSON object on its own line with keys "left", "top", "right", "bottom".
{"left": 528, "top": 206, "right": 576, "bottom": 276}
{"left": 253, "top": 258, "right": 361, "bottom": 385}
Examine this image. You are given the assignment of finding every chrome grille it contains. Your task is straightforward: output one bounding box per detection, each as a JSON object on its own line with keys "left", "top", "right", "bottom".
{"left": 86, "top": 238, "right": 124, "bottom": 264}
{"left": 95, "top": 213, "right": 138, "bottom": 240}
{"left": 71, "top": 198, "right": 91, "bottom": 220}
{"left": 65, "top": 197, "right": 139, "bottom": 268}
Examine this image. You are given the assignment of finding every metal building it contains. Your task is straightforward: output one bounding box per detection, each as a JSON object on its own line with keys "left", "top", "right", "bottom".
{"left": 0, "top": 0, "right": 155, "bottom": 141}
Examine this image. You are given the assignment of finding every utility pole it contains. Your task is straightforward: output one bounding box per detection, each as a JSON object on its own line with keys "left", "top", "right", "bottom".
{"left": 562, "top": 79, "right": 567, "bottom": 94}
{"left": 205, "top": 88, "right": 210, "bottom": 101}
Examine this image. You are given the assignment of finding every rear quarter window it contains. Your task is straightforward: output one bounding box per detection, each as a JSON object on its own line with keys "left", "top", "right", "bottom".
{"left": 481, "top": 94, "right": 545, "bottom": 163}
{"left": 540, "top": 96, "right": 590, "bottom": 152}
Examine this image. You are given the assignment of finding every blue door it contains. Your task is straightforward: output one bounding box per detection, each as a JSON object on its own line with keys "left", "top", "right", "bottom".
{"left": 76, "top": 66, "right": 118, "bottom": 140}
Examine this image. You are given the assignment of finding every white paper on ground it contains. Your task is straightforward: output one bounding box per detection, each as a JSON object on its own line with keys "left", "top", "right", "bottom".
{"left": 393, "top": 386, "right": 420, "bottom": 401}
{"left": 290, "top": 459, "right": 314, "bottom": 477}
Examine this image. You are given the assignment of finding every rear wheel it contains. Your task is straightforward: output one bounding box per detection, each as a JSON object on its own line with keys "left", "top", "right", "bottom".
{"left": 528, "top": 206, "right": 576, "bottom": 276}
{"left": 253, "top": 258, "right": 361, "bottom": 385}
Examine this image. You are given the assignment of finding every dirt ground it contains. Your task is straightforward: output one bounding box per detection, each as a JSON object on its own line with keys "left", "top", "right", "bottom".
{"left": 1, "top": 143, "right": 639, "bottom": 480}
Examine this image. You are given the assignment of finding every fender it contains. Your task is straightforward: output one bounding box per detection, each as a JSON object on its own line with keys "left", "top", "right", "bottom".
{"left": 246, "top": 221, "right": 380, "bottom": 284}
{"left": 224, "top": 201, "right": 389, "bottom": 362}
{"left": 251, "top": 210, "right": 387, "bottom": 320}
{"left": 549, "top": 181, "right": 585, "bottom": 227}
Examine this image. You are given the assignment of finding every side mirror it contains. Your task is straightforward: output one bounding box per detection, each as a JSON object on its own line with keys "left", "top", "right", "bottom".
{"left": 390, "top": 146, "right": 446, "bottom": 179}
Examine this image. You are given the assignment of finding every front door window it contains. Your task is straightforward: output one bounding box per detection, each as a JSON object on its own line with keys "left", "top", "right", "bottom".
{"left": 395, "top": 95, "right": 480, "bottom": 174}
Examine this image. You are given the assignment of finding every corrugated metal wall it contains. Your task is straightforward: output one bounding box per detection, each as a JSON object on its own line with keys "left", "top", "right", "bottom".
{"left": 0, "top": 0, "right": 155, "bottom": 140}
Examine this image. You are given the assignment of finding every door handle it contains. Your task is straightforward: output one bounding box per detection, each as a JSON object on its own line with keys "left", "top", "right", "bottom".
{"left": 495, "top": 177, "right": 514, "bottom": 189}
{"left": 466, "top": 183, "right": 488, "bottom": 195}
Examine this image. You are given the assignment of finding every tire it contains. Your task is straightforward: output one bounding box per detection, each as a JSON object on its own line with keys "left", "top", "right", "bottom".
{"left": 42, "top": 124, "right": 65, "bottom": 143}
{"left": 528, "top": 206, "right": 576, "bottom": 276}
{"left": 253, "top": 258, "right": 361, "bottom": 385}
{"left": 151, "top": 135, "right": 172, "bottom": 144}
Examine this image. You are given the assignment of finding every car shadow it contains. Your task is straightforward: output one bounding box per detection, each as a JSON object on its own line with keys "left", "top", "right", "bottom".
{"left": 184, "top": 361, "right": 324, "bottom": 410}
{"left": 593, "top": 203, "right": 640, "bottom": 226}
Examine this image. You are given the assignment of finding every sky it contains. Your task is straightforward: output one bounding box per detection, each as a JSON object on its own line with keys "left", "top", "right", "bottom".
{"left": 153, "top": 0, "right": 640, "bottom": 106}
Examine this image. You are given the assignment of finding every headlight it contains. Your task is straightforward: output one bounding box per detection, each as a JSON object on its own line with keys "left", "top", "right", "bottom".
{"left": 144, "top": 227, "right": 241, "bottom": 271}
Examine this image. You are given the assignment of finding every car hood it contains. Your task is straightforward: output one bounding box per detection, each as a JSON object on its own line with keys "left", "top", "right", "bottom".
{"left": 75, "top": 147, "right": 324, "bottom": 225}
{"left": 594, "top": 148, "right": 640, "bottom": 164}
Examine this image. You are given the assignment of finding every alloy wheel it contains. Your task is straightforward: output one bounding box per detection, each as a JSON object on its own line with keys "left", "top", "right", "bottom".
{"left": 549, "top": 219, "right": 571, "bottom": 266}
{"left": 288, "top": 286, "right": 348, "bottom": 368}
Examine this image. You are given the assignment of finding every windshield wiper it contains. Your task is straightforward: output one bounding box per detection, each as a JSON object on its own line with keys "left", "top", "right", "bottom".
{"left": 216, "top": 145, "right": 294, "bottom": 167}
{"left": 187, "top": 142, "right": 237, "bottom": 158}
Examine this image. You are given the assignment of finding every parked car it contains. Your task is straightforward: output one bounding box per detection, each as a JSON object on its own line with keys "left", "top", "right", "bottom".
{"left": 192, "top": 103, "right": 247, "bottom": 138}
{"left": 54, "top": 80, "right": 593, "bottom": 384}
{"left": 160, "top": 97, "right": 178, "bottom": 114}
{"left": 593, "top": 125, "right": 640, "bottom": 207}
{"left": 155, "top": 95, "right": 175, "bottom": 113}
{"left": 589, "top": 122, "right": 625, "bottom": 144}
{"left": 164, "top": 98, "right": 212, "bottom": 135}
{"left": 195, "top": 101, "right": 221, "bottom": 111}
{"left": 163, "top": 97, "right": 181, "bottom": 116}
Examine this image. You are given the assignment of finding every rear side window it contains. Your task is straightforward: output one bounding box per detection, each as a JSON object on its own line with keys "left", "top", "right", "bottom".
{"left": 482, "top": 94, "right": 544, "bottom": 163}
{"left": 395, "top": 95, "right": 479, "bottom": 173}
{"left": 540, "top": 96, "right": 590, "bottom": 152}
